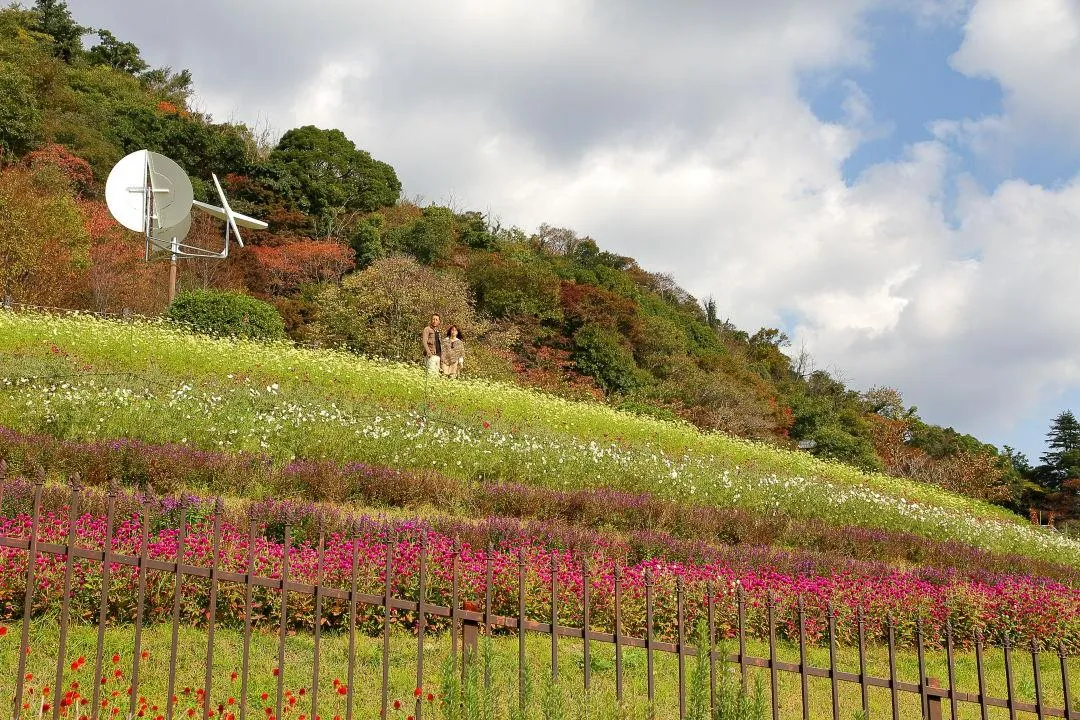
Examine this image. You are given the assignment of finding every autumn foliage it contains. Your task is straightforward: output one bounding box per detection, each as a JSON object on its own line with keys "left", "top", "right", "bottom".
{"left": 246, "top": 240, "right": 355, "bottom": 295}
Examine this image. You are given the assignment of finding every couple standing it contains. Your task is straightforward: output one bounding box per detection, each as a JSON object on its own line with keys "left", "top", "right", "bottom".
{"left": 422, "top": 314, "right": 465, "bottom": 378}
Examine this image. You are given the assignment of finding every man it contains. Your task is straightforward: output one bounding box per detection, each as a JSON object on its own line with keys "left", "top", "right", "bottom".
{"left": 421, "top": 314, "right": 442, "bottom": 377}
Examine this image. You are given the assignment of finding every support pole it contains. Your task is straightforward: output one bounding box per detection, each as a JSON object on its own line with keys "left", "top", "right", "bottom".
{"left": 168, "top": 236, "right": 178, "bottom": 304}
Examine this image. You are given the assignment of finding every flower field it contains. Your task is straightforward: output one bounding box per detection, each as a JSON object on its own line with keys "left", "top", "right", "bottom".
{"left": 0, "top": 312, "right": 1077, "bottom": 567}
{"left": 2, "top": 500, "right": 1078, "bottom": 651}
{"left": 3, "top": 429, "right": 1078, "bottom": 584}
{"left": 0, "top": 311, "right": 1022, "bottom": 516}
{"left": 1, "top": 310, "right": 1080, "bottom": 718}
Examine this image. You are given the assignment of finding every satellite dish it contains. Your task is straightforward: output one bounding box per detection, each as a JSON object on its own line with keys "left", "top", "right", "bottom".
{"left": 105, "top": 150, "right": 194, "bottom": 234}
{"left": 104, "top": 150, "right": 151, "bottom": 232}
{"left": 148, "top": 212, "right": 192, "bottom": 256}
{"left": 147, "top": 151, "right": 194, "bottom": 229}
{"left": 104, "top": 149, "right": 265, "bottom": 262}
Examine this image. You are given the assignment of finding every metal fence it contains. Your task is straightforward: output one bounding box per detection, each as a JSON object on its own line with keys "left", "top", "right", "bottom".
{"left": 0, "top": 484, "right": 1076, "bottom": 720}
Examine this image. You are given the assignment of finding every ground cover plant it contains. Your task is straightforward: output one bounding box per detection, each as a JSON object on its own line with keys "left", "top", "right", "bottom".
{"left": 2, "top": 312, "right": 1078, "bottom": 568}
{"left": 11, "top": 621, "right": 1074, "bottom": 720}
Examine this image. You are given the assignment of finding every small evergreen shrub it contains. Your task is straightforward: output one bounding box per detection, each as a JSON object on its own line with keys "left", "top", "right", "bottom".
{"left": 166, "top": 289, "right": 286, "bottom": 341}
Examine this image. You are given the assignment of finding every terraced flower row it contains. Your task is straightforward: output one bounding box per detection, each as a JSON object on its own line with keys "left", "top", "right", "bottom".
{"left": 2, "top": 433, "right": 1078, "bottom": 585}
{"left": 1, "top": 508, "right": 1077, "bottom": 651}
{"left": 2, "top": 372, "right": 1076, "bottom": 567}
{"left": 0, "top": 310, "right": 1021, "bottom": 518}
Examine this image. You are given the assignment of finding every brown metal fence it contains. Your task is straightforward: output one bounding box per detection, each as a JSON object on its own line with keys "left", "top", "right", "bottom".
{"left": 0, "top": 484, "right": 1077, "bottom": 719}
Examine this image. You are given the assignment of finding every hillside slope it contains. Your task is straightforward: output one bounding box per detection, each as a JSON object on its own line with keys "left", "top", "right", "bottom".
{"left": 0, "top": 1, "right": 1061, "bottom": 519}
{"left": 1, "top": 311, "right": 1076, "bottom": 567}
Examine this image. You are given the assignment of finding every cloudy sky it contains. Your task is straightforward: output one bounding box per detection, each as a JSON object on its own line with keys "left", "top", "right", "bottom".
{"left": 68, "top": 0, "right": 1080, "bottom": 461}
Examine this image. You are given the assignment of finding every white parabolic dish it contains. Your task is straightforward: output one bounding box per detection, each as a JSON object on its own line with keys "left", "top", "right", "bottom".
{"left": 104, "top": 149, "right": 194, "bottom": 233}
{"left": 147, "top": 151, "right": 194, "bottom": 229}
{"left": 104, "top": 150, "right": 150, "bottom": 232}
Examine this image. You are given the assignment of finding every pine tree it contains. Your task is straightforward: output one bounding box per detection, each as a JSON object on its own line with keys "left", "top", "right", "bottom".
{"left": 1037, "top": 411, "right": 1080, "bottom": 491}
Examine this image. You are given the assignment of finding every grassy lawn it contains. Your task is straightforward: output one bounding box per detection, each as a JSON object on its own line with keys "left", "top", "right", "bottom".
{"left": 1, "top": 622, "right": 1076, "bottom": 719}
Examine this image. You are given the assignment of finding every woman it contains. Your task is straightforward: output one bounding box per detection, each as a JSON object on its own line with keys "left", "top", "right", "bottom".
{"left": 440, "top": 325, "right": 465, "bottom": 378}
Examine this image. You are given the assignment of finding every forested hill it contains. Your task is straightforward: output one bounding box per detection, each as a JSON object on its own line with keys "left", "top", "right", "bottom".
{"left": 2, "top": 0, "right": 1072, "bottom": 518}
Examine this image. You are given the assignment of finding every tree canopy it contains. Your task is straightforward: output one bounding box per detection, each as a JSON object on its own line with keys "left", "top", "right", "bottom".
{"left": 265, "top": 126, "right": 401, "bottom": 237}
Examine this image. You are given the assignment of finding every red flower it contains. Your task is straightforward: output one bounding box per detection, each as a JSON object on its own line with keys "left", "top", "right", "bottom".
{"left": 140, "top": 651, "right": 150, "bottom": 661}
{"left": 187, "top": 710, "right": 195, "bottom": 718}
{"left": 272, "top": 668, "right": 280, "bottom": 677}
{"left": 392, "top": 701, "right": 400, "bottom": 711}
{"left": 230, "top": 672, "right": 238, "bottom": 682}
{"left": 260, "top": 694, "right": 268, "bottom": 702}
{"left": 112, "top": 654, "right": 120, "bottom": 664}
{"left": 298, "top": 688, "right": 305, "bottom": 696}
{"left": 336, "top": 687, "right": 347, "bottom": 696}
{"left": 413, "top": 688, "right": 421, "bottom": 698}
{"left": 426, "top": 694, "right": 434, "bottom": 703}
{"left": 43, "top": 704, "right": 52, "bottom": 713}
{"left": 0, "top": 626, "right": 7, "bottom": 636}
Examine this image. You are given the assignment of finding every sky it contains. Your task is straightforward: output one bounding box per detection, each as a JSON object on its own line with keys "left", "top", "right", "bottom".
{"left": 65, "top": 0, "right": 1080, "bottom": 463}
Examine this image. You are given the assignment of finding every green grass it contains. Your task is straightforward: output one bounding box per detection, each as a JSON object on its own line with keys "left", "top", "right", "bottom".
{"left": 1, "top": 622, "right": 1077, "bottom": 720}
{"left": 1, "top": 311, "right": 1078, "bottom": 568}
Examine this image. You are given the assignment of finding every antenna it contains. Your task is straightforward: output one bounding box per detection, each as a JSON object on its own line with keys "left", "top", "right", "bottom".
{"left": 104, "top": 149, "right": 266, "bottom": 301}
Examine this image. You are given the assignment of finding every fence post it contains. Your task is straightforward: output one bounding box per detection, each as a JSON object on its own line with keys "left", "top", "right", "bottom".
{"left": 926, "top": 677, "right": 943, "bottom": 720}
{"left": 462, "top": 600, "right": 480, "bottom": 665}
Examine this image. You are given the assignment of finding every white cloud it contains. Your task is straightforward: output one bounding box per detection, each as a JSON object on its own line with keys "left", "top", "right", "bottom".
{"left": 948, "top": 0, "right": 1080, "bottom": 150}
{"left": 63, "top": 0, "right": 1080, "bottom": 442}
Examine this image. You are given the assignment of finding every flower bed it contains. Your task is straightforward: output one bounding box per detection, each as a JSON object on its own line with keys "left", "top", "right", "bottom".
{"left": 1, "top": 506, "right": 1076, "bottom": 651}
{"left": 1, "top": 374, "right": 1076, "bottom": 567}
{"left": 3, "top": 430, "right": 1078, "bottom": 585}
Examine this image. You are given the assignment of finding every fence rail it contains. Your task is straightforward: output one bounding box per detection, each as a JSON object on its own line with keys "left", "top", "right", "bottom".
{"left": 1, "top": 484, "right": 1077, "bottom": 719}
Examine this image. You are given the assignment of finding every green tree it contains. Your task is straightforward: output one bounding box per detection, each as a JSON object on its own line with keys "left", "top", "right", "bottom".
{"left": 466, "top": 253, "right": 561, "bottom": 322}
{"left": 85, "top": 29, "right": 147, "bottom": 74}
{"left": 1036, "top": 411, "right": 1080, "bottom": 491}
{"left": 32, "top": 0, "right": 85, "bottom": 61}
{"left": 0, "top": 62, "right": 42, "bottom": 157}
{"left": 397, "top": 205, "right": 455, "bottom": 264}
{"left": 266, "top": 126, "right": 401, "bottom": 237}
{"left": 140, "top": 66, "right": 194, "bottom": 105}
{"left": 348, "top": 214, "right": 384, "bottom": 267}
{"left": 108, "top": 105, "right": 250, "bottom": 192}
{"left": 572, "top": 323, "right": 642, "bottom": 395}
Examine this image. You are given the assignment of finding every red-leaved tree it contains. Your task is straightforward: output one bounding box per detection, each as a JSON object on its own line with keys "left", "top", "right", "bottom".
{"left": 246, "top": 240, "right": 355, "bottom": 295}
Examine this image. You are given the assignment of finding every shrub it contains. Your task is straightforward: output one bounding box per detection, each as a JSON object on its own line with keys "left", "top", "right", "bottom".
{"left": 312, "top": 254, "right": 481, "bottom": 360}
{"left": 166, "top": 289, "right": 286, "bottom": 340}
{"left": 572, "top": 323, "right": 642, "bottom": 395}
